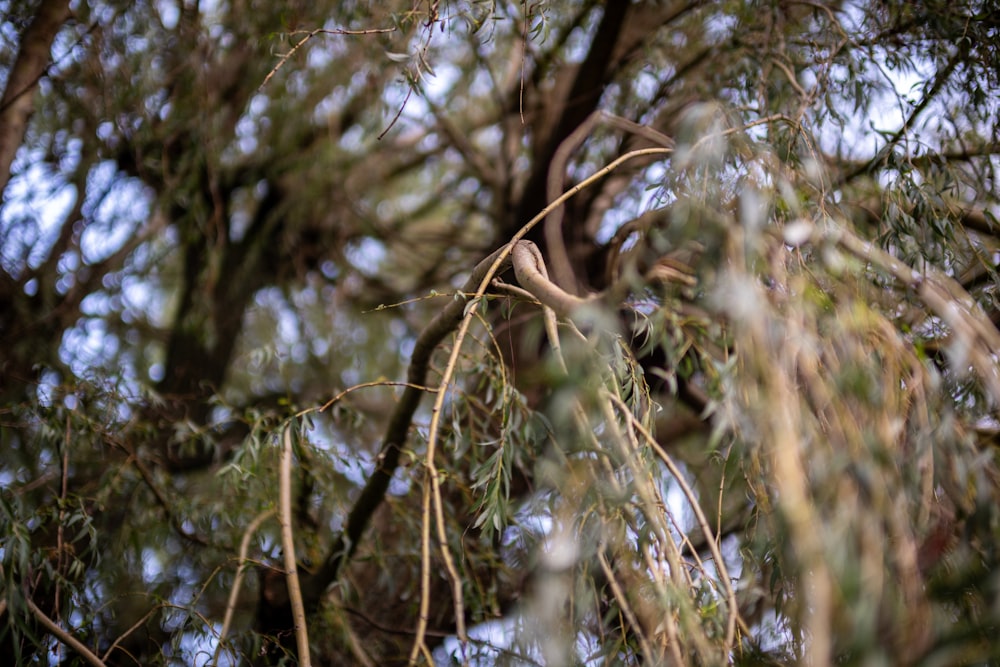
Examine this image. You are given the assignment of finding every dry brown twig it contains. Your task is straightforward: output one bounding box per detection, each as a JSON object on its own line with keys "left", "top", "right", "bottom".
{"left": 100, "top": 606, "right": 160, "bottom": 663}
{"left": 315, "top": 380, "right": 438, "bottom": 414}
{"left": 280, "top": 425, "right": 311, "bottom": 667}
{"left": 212, "top": 509, "right": 276, "bottom": 666}
{"left": 260, "top": 27, "right": 396, "bottom": 91}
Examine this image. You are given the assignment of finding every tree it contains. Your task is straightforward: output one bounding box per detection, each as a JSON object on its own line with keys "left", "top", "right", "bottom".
{"left": 2, "top": 0, "right": 999, "bottom": 664}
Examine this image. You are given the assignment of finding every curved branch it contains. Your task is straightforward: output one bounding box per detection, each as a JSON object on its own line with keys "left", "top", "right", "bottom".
{"left": 605, "top": 391, "right": 742, "bottom": 651}
{"left": 514, "top": 1, "right": 630, "bottom": 235}
{"left": 25, "top": 597, "right": 106, "bottom": 667}
{"left": 544, "top": 111, "right": 675, "bottom": 291}
{"left": 213, "top": 509, "right": 275, "bottom": 664}
{"left": 512, "top": 240, "right": 595, "bottom": 317}
{"left": 279, "top": 426, "right": 311, "bottom": 666}
{"left": 308, "top": 245, "right": 513, "bottom": 597}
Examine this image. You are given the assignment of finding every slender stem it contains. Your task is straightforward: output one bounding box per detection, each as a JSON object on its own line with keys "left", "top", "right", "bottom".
{"left": 280, "top": 426, "right": 311, "bottom": 666}
{"left": 605, "top": 391, "right": 743, "bottom": 652}
{"left": 408, "top": 477, "right": 434, "bottom": 665}
{"left": 213, "top": 509, "right": 275, "bottom": 666}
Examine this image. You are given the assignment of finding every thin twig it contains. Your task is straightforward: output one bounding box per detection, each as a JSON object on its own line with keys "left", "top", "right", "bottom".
{"left": 597, "top": 548, "right": 657, "bottom": 661}
{"left": 315, "top": 380, "right": 437, "bottom": 414}
{"left": 101, "top": 606, "right": 160, "bottom": 663}
{"left": 408, "top": 474, "right": 435, "bottom": 665}
{"left": 56, "top": 412, "right": 70, "bottom": 628}
{"left": 519, "top": 0, "right": 529, "bottom": 125}
{"left": 280, "top": 425, "right": 311, "bottom": 666}
{"left": 212, "top": 509, "right": 275, "bottom": 665}
{"left": 605, "top": 391, "right": 743, "bottom": 652}
{"left": 837, "top": 48, "right": 963, "bottom": 185}
{"left": 430, "top": 455, "right": 469, "bottom": 662}
{"left": 379, "top": 9, "right": 438, "bottom": 140}
{"left": 260, "top": 27, "right": 395, "bottom": 90}
{"left": 335, "top": 598, "right": 378, "bottom": 667}
{"left": 378, "top": 83, "right": 415, "bottom": 141}
{"left": 102, "top": 428, "right": 209, "bottom": 546}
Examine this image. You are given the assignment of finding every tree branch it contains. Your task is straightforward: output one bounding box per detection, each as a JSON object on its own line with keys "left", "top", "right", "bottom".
{"left": 514, "top": 2, "right": 630, "bottom": 235}
{"left": 544, "top": 112, "right": 674, "bottom": 292}
{"left": 0, "top": 0, "right": 72, "bottom": 195}
{"left": 512, "top": 240, "right": 594, "bottom": 317}
{"left": 25, "top": 596, "right": 106, "bottom": 667}
{"left": 279, "top": 426, "right": 311, "bottom": 666}
{"left": 307, "top": 245, "right": 513, "bottom": 599}
{"left": 837, "top": 47, "right": 964, "bottom": 185}
{"left": 214, "top": 509, "right": 274, "bottom": 664}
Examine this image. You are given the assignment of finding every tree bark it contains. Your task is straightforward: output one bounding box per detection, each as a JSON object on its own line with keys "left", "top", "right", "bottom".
{"left": 0, "top": 0, "right": 72, "bottom": 195}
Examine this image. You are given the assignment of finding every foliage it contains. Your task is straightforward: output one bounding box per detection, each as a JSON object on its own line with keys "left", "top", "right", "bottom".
{"left": 2, "top": 0, "right": 1000, "bottom": 665}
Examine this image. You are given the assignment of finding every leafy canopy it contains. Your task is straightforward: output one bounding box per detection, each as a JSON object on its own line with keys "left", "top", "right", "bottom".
{"left": 1, "top": 1, "right": 999, "bottom": 665}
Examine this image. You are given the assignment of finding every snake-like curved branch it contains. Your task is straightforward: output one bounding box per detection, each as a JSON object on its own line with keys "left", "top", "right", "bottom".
{"left": 511, "top": 240, "right": 597, "bottom": 318}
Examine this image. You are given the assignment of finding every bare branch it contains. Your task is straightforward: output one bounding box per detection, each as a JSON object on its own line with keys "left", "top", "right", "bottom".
{"left": 26, "top": 597, "right": 106, "bottom": 667}
{"left": 280, "top": 425, "right": 311, "bottom": 666}
{"left": 260, "top": 26, "right": 395, "bottom": 90}
{"left": 214, "top": 509, "right": 275, "bottom": 664}
{"left": 512, "top": 240, "right": 594, "bottom": 317}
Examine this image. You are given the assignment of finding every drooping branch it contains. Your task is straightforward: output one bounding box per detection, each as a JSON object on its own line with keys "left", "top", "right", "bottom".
{"left": 214, "top": 509, "right": 274, "bottom": 664}
{"left": 304, "top": 144, "right": 675, "bottom": 616}
{"left": 833, "top": 227, "right": 1000, "bottom": 404}
{"left": 306, "top": 245, "right": 513, "bottom": 599}
{"left": 837, "top": 47, "right": 964, "bottom": 185}
{"left": 279, "top": 426, "right": 311, "bottom": 667}
{"left": 25, "top": 597, "right": 106, "bottom": 667}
